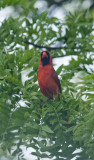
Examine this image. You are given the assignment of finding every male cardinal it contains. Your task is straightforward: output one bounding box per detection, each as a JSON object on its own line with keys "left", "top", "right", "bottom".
{"left": 38, "top": 51, "right": 62, "bottom": 99}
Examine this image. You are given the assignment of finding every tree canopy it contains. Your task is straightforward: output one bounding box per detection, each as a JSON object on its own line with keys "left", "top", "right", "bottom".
{"left": 0, "top": 0, "right": 94, "bottom": 160}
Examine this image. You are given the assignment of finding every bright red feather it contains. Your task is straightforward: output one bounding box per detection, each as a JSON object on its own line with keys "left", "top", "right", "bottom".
{"left": 38, "top": 51, "right": 62, "bottom": 99}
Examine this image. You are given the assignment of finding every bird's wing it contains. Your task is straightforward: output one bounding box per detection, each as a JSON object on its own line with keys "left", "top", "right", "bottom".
{"left": 52, "top": 68, "right": 62, "bottom": 93}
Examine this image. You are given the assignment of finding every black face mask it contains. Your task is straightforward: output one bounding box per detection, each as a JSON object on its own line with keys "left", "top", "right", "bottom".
{"left": 41, "top": 51, "right": 50, "bottom": 66}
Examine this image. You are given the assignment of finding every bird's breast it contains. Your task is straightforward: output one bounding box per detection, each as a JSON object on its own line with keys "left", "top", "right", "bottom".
{"left": 38, "top": 66, "right": 51, "bottom": 87}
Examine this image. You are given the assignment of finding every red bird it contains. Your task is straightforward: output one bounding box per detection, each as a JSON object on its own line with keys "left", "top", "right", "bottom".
{"left": 38, "top": 51, "right": 62, "bottom": 99}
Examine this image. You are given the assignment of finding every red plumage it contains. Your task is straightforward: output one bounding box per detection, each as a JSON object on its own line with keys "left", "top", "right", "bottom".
{"left": 38, "top": 51, "right": 62, "bottom": 99}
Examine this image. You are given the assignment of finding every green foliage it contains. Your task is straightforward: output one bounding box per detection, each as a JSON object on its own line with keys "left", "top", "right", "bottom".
{"left": 0, "top": 1, "right": 94, "bottom": 160}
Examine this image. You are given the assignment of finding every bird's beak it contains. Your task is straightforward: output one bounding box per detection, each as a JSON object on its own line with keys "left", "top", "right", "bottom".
{"left": 42, "top": 52, "right": 48, "bottom": 58}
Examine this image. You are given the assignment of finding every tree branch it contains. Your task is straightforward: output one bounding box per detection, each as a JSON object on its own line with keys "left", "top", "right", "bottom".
{"left": 24, "top": 41, "right": 66, "bottom": 51}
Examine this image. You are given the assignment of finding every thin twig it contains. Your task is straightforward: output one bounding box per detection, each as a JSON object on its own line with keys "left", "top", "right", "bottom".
{"left": 24, "top": 41, "right": 66, "bottom": 50}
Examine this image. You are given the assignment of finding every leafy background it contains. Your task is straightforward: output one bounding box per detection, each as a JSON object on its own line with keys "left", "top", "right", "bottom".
{"left": 0, "top": 0, "right": 94, "bottom": 159}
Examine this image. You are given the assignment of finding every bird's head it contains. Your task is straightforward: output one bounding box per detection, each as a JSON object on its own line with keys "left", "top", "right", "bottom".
{"left": 41, "top": 51, "right": 50, "bottom": 66}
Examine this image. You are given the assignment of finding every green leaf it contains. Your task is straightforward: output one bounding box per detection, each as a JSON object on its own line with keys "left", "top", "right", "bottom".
{"left": 42, "top": 125, "right": 54, "bottom": 134}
